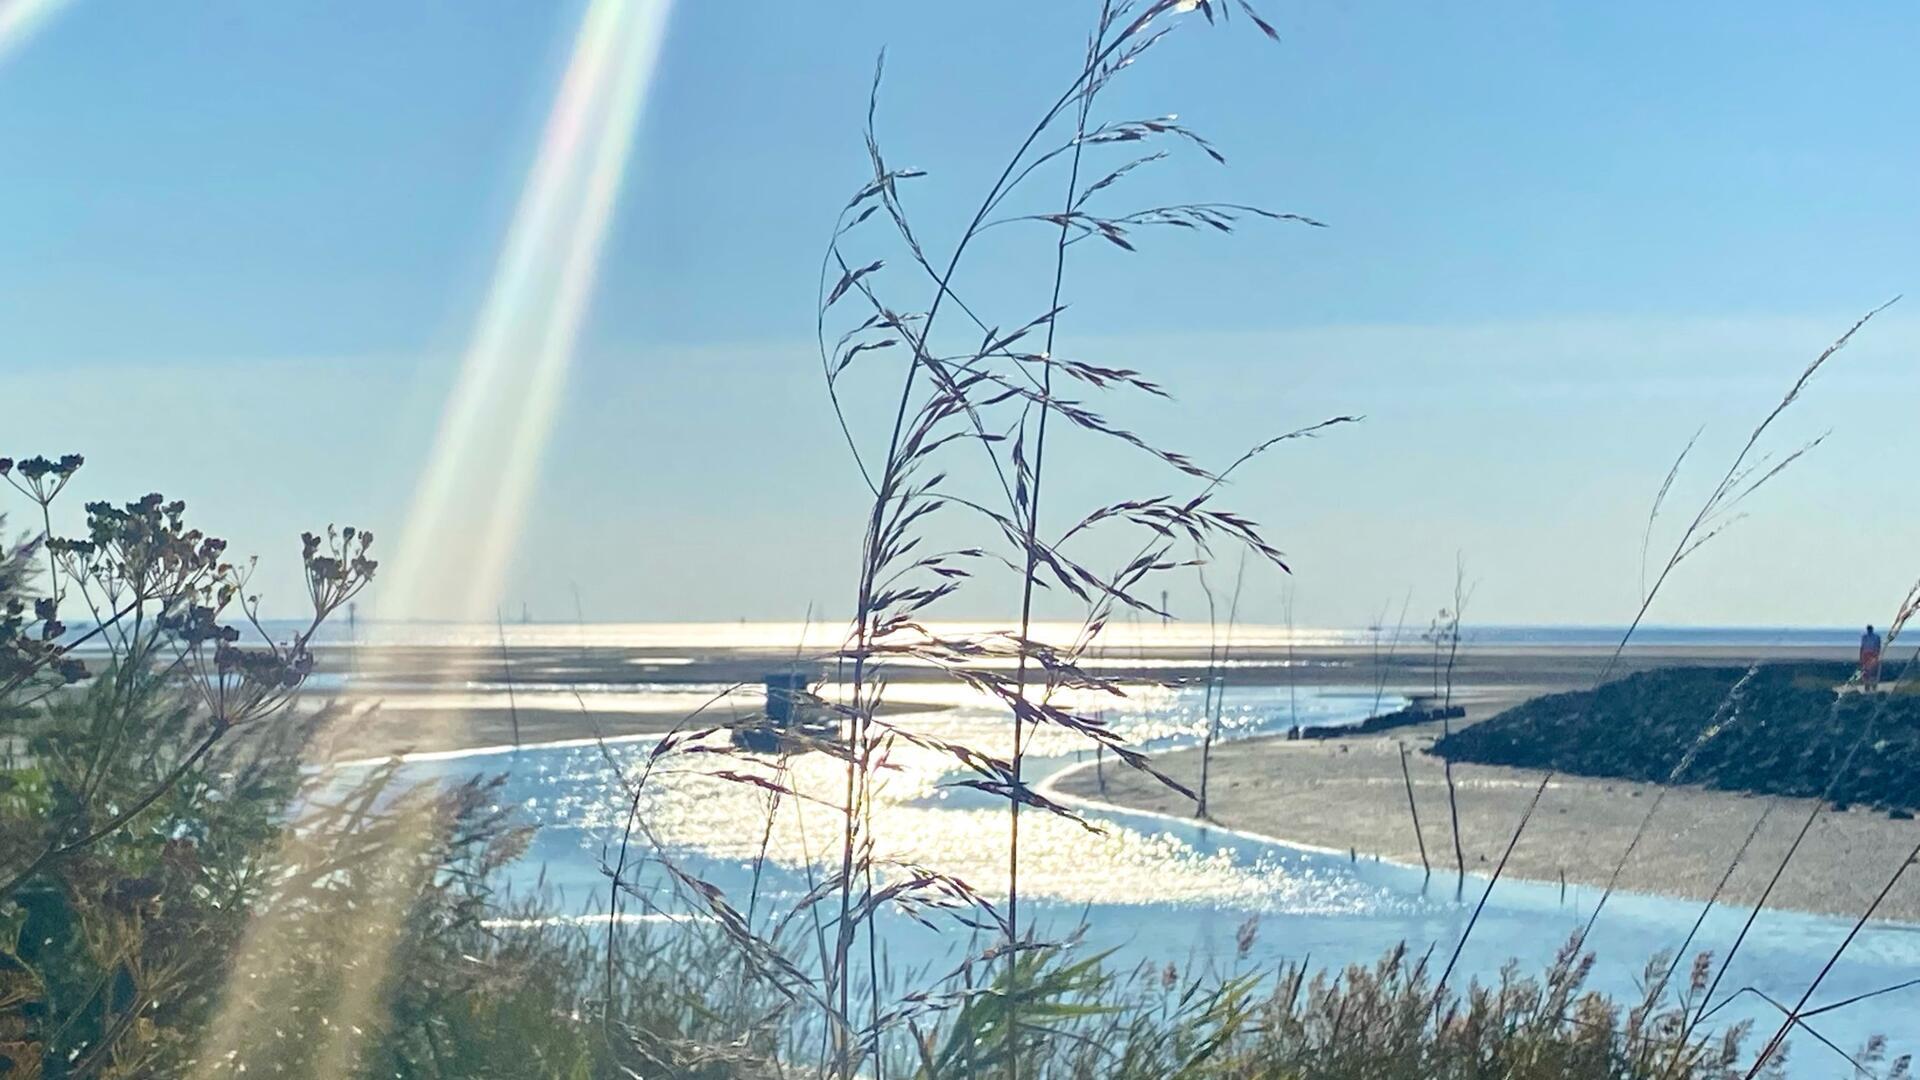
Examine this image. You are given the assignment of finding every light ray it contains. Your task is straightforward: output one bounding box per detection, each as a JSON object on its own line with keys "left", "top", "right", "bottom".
{"left": 381, "top": 0, "right": 669, "bottom": 623}
{"left": 195, "top": 2, "right": 674, "bottom": 1073}
{"left": 467, "top": 0, "right": 665, "bottom": 599}
{"left": 0, "top": 0, "right": 72, "bottom": 65}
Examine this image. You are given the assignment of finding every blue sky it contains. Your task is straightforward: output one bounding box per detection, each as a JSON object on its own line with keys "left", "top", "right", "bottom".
{"left": 2, "top": 1, "right": 1915, "bottom": 628}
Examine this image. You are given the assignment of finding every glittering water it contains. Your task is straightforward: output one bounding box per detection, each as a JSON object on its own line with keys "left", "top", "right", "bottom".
{"left": 378, "top": 680, "right": 1919, "bottom": 1074}
{"left": 240, "top": 618, "right": 1897, "bottom": 651}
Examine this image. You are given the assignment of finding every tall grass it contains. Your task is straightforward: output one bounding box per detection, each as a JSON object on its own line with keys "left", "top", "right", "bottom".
{"left": 1424, "top": 300, "right": 1906, "bottom": 1076}
{"left": 584, "top": 8, "right": 1915, "bottom": 1077}
{"left": 1367, "top": 591, "right": 1411, "bottom": 720}
{"left": 802, "top": 2, "right": 1336, "bottom": 1072}
{"left": 594, "top": 3, "right": 1350, "bottom": 1073}
{"left": 567, "top": 4, "right": 1905, "bottom": 1077}
{"left": 1195, "top": 549, "right": 1247, "bottom": 819}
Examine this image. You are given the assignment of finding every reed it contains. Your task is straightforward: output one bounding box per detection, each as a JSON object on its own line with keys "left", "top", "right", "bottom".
{"left": 1195, "top": 549, "right": 1247, "bottom": 819}
{"left": 1397, "top": 740, "right": 1431, "bottom": 877}
{"left": 1436, "top": 299, "right": 1896, "bottom": 1006}
{"left": 804, "top": 2, "right": 1333, "bottom": 1071}
{"left": 586, "top": 13, "right": 1908, "bottom": 1076}
{"left": 1367, "top": 590, "right": 1411, "bottom": 721}
{"left": 577, "top": 5, "right": 1341, "bottom": 1072}
{"left": 1435, "top": 557, "right": 1470, "bottom": 884}
{"left": 496, "top": 605, "right": 521, "bottom": 749}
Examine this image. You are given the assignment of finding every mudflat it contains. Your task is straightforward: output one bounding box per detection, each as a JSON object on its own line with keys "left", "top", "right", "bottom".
{"left": 310, "top": 637, "right": 1920, "bottom": 921}
{"left": 1049, "top": 646, "right": 1920, "bottom": 921}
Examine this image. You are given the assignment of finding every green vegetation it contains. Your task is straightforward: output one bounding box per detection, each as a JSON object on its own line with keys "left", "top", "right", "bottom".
{"left": 894, "top": 938, "right": 1772, "bottom": 1080}
{"left": 1433, "top": 663, "right": 1920, "bottom": 815}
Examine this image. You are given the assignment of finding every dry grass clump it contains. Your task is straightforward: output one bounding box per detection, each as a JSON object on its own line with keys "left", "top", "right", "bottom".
{"left": 893, "top": 933, "right": 1772, "bottom": 1080}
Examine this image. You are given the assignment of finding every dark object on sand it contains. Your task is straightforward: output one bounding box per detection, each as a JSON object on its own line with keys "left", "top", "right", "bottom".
{"left": 732, "top": 671, "right": 833, "bottom": 753}
{"left": 1295, "top": 703, "right": 1464, "bottom": 741}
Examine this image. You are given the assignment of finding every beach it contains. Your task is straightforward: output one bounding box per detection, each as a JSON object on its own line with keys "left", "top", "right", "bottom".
{"left": 308, "top": 633, "right": 1841, "bottom": 758}
{"left": 1049, "top": 648, "right": 1920, "bottom": 922}
{"left": 308, "top": 634, "right": 1920, "bottom": 921}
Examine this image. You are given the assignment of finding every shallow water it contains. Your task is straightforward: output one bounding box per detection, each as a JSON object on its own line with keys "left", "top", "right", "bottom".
{"left": 385, "top": 680, "right": 1918, "bottom": 1075}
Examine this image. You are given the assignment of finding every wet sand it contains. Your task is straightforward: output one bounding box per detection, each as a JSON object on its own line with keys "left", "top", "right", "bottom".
{"left": 1049, "top": 665, "right": 1920, "bottom": 921}
{"left": 307, "top": 638, "right": 1835, "bottom": 757}
{"left": 308, "top": 638, "right": 1920, "bottom": 920}
{"left": 306, "top": 638, "right": 1835, "bottom": 760}
{"left": 315, "top": 704, "right": 686, "bottom": 762}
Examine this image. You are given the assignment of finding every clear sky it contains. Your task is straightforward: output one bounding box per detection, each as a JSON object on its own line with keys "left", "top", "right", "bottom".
{"left": 2, "top": 1, "right": 1915, "bottom": 628}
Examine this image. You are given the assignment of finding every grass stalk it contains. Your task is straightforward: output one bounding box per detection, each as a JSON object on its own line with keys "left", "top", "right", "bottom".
{"left": 1398, "top": 741, "right": 1431, "bottom": 878}
{"left": 1432, "top": 302, "right": 1896, "bottom": 1008}
{"left": 497, "top": 605, "right": 520, "bottom": 749}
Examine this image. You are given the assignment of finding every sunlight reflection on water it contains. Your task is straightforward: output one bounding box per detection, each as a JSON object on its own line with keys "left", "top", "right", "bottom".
{"left": 473, "top": 681, "right": 1400, "bottom": 914}
{"left": 370, "top": 677, "right": 1920, "bottom": 1074}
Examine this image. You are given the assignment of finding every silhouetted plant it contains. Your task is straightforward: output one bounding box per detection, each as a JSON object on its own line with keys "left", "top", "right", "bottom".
{"left": 806, "top": 1, "right": 1346, "bottom": 1072}
{"left": 603, "top": 3, "right": 1353, "bottom": 1076}
{"left": 1427, "top": 301, "right": 1903, "bottom": 1071}
{"left": 894, "top": 935, "right": 1768, "bottom": 1080}
{"left": 0, "top": 453, "right": 374, "bottom": 1073}
{"left": 586, "top": 6, "right": 1878, "bottom": 1076}
{"left": 1194, "top": 549, "right": 1247, "bottom": 818}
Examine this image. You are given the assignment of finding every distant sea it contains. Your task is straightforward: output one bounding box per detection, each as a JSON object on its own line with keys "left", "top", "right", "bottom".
{"left": 207, "top": 620, "right": 1869, "bottom": 650}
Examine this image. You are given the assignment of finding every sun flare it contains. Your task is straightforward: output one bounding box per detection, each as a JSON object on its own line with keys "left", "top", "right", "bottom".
{"left": 195, "top": 3, "right": 676, "bottom": 1074}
